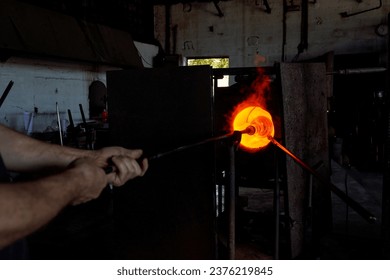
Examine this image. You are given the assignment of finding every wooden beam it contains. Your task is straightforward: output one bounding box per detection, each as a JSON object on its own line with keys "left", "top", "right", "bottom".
{"left": 280, "top": 62, "right": 331, "bottom": 258}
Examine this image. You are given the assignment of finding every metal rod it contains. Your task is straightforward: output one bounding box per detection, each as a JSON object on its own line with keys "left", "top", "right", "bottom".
{"left": 340, "top": 0, "right": 382, "bottom": 17}
{"left": 67, "top": 109, "right": 75, "bottom": 129}
{"left": 211, "top": 67, "right": 276, "bottom": 78}
{"left": 274, "top": 148, "right": 280, "bottom": 260}
{"left": 382, "top": 13, "right": 390, "bottom": 258}
{"left": 79, "top": 104, "right": 87, "bottom": 125}
{"left": 328, "top": 67, "right": 387, "bottom": 75}
{"left": 79, "top": 103, "right": 93, "bottom": 149}
{"left": 268, "top": 136, "right": 377, "bottom": 223}
{"left": 104, "top": 131, "right": 241, "bottom": 173}
{"left": 56, "top": 102, "right": 63, "bottom": 146}
{"left": 0, "top": 81, "right": 14, "bottom": 109}
{"left": 148, "top": 132, "right": 236, "bottom": 161}
{"left": 218, "top": 183, "right": 223, "bottom": 216}
{"left": 297, "top": 0, "right": 309, "bottom": 54}
{"left": 228, "top": 142, "right": 236, "bottom": 260}
{"left": 165, "top": 4, "right": 171, "bottom": 54}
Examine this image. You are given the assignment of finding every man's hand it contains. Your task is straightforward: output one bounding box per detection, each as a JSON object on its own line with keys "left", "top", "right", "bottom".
{"left": 66, "top": 147, "right": 148, "bottom": 205}
{"left": 66, "top": 157, "right": 109, "bottom": 205}
{"left": 89, "top": 147, "right": 148, "bottom": 186}
{"left": 107, "top": 155, "right": 148, "bottom": 186}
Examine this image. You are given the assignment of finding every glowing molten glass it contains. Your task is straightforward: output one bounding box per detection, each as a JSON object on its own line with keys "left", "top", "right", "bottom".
{"left": 232, "top": 106, "right": 275, "bottom": 151}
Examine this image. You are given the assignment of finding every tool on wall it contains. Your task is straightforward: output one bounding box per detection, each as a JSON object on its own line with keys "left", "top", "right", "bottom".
{"left": 79, "top": 103, "right": 94, "bottom": 149}
{"left": 0, "top": 81, "right": 14, "bottom": 110}
{"left": 294, "top": 0, "right": 308, "bottom": 60}
{"left": 56, "top": 102, "right": 63, "bottom": 146}
{"left": 340, "top": 0, "right": 382, "bottom": 17}
{"left": 212, "top": 0, "right": 224, "bottom": 17}
{"left": 256, "top": 0, "right": 272, "bottom": 14}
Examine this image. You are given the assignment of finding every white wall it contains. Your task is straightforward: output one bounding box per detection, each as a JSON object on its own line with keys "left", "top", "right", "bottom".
{"left": 0, "top": 42, "right": 157, "bottom": 133}
{"left": 134, "top": 41, "right": 159, "bottom": 68}
{"left": 0, "top": 57, "right": 117, "bottom": 133}
{"left": 154, "top": 0, "right": 389, "bottom": 67}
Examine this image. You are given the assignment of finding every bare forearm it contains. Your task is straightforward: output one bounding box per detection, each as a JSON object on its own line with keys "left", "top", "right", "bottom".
{"left": 0, "top": 124, "right": 92, "bottom": 172}
{"left": 0, "top": 125, "right": 148, "bottom": 249}
{"left": 0, "top": 168, "right": 87, "bottom": 249}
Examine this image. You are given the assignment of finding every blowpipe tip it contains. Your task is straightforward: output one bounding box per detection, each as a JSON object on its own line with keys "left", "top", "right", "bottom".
{"left": 241, "top": 125, "right": 256, "bottom": 135}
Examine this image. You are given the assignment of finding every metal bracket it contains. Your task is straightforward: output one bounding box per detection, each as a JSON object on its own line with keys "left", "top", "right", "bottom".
{"left": 286, "top": 0, "right": 300, "bottom": 12}
{"left": 213, "top": 0, "right": 224, "bottom": 17}
{"left": 256, "top": 0, "right": 272, "bottom": 14}
{"left": 340, "top": 0, "right": 382, "bottom": 18}
{"left": 263, "top": 0, "right": 271, "bottom": 13}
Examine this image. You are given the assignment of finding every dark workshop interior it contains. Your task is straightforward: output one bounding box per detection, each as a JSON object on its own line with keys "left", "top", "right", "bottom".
{"left": 0, "top": 0, "right": 390, "bottom": 260}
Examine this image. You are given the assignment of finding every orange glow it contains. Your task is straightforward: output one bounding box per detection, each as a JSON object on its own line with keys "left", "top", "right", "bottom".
{"left": 227, "top": 68, "right": 274, "bottom": 152}
{"left": 232, "top": 105, "right": 274, "bottom": 152}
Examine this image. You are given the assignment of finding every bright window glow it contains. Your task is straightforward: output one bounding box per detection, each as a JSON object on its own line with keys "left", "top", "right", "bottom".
{"left": 187, "top": 57, "right": 229, "bottom": 87}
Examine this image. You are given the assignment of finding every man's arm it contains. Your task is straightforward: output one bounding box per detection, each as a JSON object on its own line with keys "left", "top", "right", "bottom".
{"left": 0, "top": 124, "right": 92, "bottom": 172}
{"left": 0, "top": 124, "right": 148, "bottom": 180}
{"left": 0, "top": 124, "right": 148, "bottom": 249}
{"left": 0, "top": 157, "right": 106, "bottom": 249}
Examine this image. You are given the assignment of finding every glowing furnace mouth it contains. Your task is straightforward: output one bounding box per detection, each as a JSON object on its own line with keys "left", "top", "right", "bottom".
{"left": 232, "top": 106, "right": 275, "bottom": 151}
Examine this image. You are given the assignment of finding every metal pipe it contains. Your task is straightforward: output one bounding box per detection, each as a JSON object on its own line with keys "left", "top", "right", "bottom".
{"left": 104, "top": 131, "right": 242, "bottom": 172}
{"left": 340, "top": 0, "right": 382, "bottom": 17}
{"left": 79, "top": 104, "right": 87, "bottom": 125}
{"left": 297, "top": 0, "right": 309, "bottom": 55}
{"left": 0, "top": 81, "right": 14, "bottom": 109}
{"left": 228, "top": 141, "right": 236, "bottom": 260}
{"left": 79, "top": 103, "right": 92, "bottom": 149}
{"left": 67, "top": 109, "right": 75, "bottom": 130}
{"left": 282, "top": 0, "right": 287, "bottom": 62}
{"left": 274, "top": 148, "right": 280, "bottom": 260}
{"left": 268, "top": 136, "right": 377, "bottom": 223}
{"left": 165, "top": 4, "right": 171, "bottom": 54}
{"left": 56, "top": 102, "right": 63, "bottom": 146}
{"left": 381, "top": 16, "right": 390, "bottom": 256}
{"left": 148, "top": 132, "right": 235, "bottom": 161}
{"left": 328, "top": 67, "right": 387, "bottom": 75}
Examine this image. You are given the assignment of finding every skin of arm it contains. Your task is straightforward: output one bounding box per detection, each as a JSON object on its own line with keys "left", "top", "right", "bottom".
{"left": 0, "top": 124, "right": 148, "bottom": 249}
{"left": 0, "top": 123, "right": 102, "bottom": 172}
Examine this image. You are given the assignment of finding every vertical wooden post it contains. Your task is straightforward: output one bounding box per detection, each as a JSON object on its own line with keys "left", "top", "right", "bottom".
{"left": 280, "top": 62, "right": 331, "bottom": 258}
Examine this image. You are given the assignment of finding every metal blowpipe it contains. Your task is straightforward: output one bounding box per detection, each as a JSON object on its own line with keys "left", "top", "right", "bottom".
{"left": 103, "top": 130, "right": 244, "bottom": 174}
